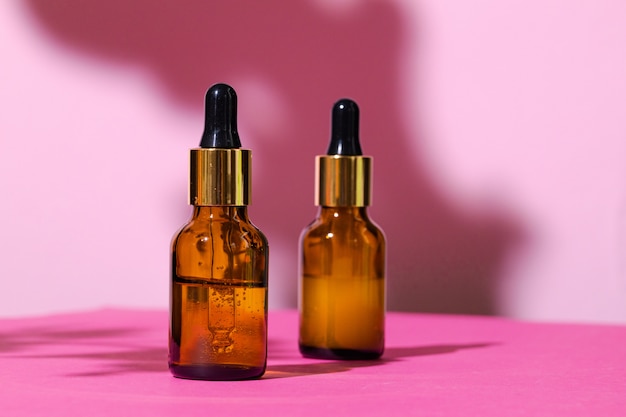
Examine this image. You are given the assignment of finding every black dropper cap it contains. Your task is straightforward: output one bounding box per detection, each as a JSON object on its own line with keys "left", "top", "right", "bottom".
{"left": 327, "top": 99, "right": 362, "bottom": 156}
{"left": 316, "top": 98, "right": 371, "bottom": 207}
{"left": 190, "top": 84, "right": 251, "bottom": 206}
{"left": 199, "top": 83, "right": 242, "bottom": 148}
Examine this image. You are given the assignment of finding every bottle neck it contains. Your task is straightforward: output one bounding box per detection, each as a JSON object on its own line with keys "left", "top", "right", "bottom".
{"left": 317, "top": 206, "right": 369, "bottom": 221}
{"left": 191, "top": 206, "right": 249, "bottom": 221}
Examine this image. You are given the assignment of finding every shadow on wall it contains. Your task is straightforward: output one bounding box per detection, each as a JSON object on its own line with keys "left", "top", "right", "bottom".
{"left": 26, "top": 0, "right": 523, "bottom": 315}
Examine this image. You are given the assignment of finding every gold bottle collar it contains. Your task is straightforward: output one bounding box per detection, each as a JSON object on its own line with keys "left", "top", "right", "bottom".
{"left": 316, "top": 155, "right": 372, "bottom": 207}
{"left": 189, "top": 148, "right": 251, "bottom": 206}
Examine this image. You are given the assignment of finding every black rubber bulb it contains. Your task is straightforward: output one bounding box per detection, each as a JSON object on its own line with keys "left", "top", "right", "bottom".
{"left": 327, "top": 98, "right": 362, "bottom": 156}
{"left": 199, "top": 83, "right": 242, "bottom": 148}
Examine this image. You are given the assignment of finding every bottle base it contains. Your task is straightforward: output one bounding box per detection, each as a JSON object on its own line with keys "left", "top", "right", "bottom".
{"left": 169, "top": 363, "right": 265, "bottom": 381}
{"left": 299, "top": 344, "right": 383, "bottom": 360}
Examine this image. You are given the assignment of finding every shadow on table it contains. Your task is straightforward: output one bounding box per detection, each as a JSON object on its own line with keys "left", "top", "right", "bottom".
{"left": 0, "top": 325, "right": 149, "bottom": 353}
{"left": 383, "top": 343, "right": 496, "bottom": 359}
{"left": 264, "top": 342, "right": 497, "bottom": 379}
{"left": 18, "top": 348, "right": 168, "bottom": 377}
{"left": 2, "top": 316, "right": 497, "bottom": 379}
{"left": 0, "top": 324, "right": 167, "bottom": 376}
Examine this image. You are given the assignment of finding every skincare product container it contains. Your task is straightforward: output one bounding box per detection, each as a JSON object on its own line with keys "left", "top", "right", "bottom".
{"left": 299, "top": 99, "right": 386, "bottom": 360}
{"left": 169, "top": 83, "right": 269, "bottom": 380}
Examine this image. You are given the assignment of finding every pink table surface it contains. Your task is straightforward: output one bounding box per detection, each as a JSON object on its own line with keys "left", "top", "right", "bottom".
{"left": 1, "top": 309, "right": 625, "bottom": 416}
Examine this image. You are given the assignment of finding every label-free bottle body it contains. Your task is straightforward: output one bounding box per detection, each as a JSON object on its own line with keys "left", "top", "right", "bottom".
{"left": 299, "top": 99, "right": 386, "bottom": 360}
{"left": 169, "top": 84, "right": 268, "bottom": 380}
{"left": 170, "top": 206, "right": 268, "bottom": 380}
{"left": 300, "top": 206, "right": 385, "bottom": 359}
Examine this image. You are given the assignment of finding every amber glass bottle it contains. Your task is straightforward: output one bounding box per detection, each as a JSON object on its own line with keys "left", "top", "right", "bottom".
{"left": 299, "top": 99, "right": 386, "bottom": 360}
{"left": 169, "top": 84, "right": 269, "bottom": 380}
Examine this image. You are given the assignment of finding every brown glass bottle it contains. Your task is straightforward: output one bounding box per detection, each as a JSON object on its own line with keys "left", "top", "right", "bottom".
{"left": 170, "top": 206, "right": 268, "bottom": 380}
{"left": 299, "top": 99, "right": 386, "bottom": 360}
{"left": 169, "top": 84, "right": 269, "bottom": 380}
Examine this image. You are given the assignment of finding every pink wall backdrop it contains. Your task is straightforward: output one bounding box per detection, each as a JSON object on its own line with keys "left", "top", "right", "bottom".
{"left": 1, "top": 0, "right": 625, "bottom": 323}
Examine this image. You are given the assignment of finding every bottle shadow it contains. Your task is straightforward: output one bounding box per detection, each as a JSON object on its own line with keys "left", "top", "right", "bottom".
{"left": 24, "top": 0, "right": 525, "bottom": 315}
{"left": 263, "top": 342, "right": 497, "bottom": 379}
{"left": 0, "top": 325, "right": 168, "bottom": 376}
{"left": 13, "top": 348, "right": 169, "bottom": 377}
{"left": 1, "top": 320, "right": 497, "bottom": 378}
{"left": 0, "top": 326, "right": 142, "bottom": 353}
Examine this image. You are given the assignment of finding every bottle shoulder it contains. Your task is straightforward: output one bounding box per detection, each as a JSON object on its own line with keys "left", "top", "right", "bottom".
{"left": 172, "top": 209, "right": 268, "bottom": 283}
{"left": 300, "top": 210, "right": 385, "bottom": 245}
{"left": 173, "top": 213, "right": 268, "bottom": 251}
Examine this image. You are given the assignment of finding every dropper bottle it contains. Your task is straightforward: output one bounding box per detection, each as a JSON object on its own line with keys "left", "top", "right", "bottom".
{"left": 299, "top": 99, "right": 386, "bottom": 359}
{"left": 169, "top": 83, "right": 269, "bottom": 380}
